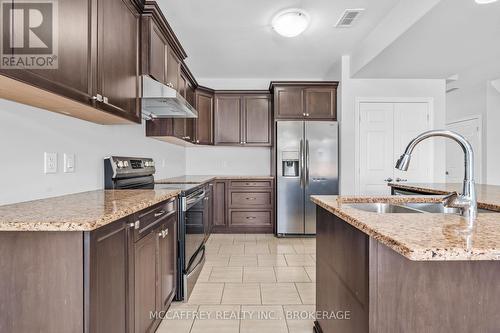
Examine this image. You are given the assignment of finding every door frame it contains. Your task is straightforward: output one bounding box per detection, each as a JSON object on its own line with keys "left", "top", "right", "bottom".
{"left": 445, "top": 115, "right": 483, "bottom": 184}
{"left": 354, "top": 97, "right": 435, "bottom": 195}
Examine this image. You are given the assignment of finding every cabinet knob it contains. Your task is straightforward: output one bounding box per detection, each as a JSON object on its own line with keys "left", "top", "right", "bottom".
{"left": 196, "top": 140, "right": 200, "bottom": 144}
{"left": 384, "top": 178, "right": 393, "bottom": 182}
{"left": 91, "top": 94, "right": 104, "bottom": 102}
{"left": 166, "top": 82, "right": 174, "bottom": 88}
{"left": 305, "top": 113, "right": 310, "bottom": 117}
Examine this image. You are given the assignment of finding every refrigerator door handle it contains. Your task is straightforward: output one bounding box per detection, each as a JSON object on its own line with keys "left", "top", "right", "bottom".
{"left": 299, "top": 139, "right": 304, "bottom": 188}
{"left": 305, "top": 139, "right": 310, "bottom": 187}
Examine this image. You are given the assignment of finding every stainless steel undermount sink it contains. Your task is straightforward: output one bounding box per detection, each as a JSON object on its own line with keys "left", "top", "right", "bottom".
{"left": 345, "top": 203, "right": 422, "bottom": 214}
{"left": 346, "top": 202, "right": 497, "bottom": 214}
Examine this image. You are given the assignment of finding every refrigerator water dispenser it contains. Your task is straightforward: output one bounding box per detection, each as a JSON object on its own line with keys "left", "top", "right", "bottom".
{"left": 282, "top": 151, "right": 299, "bottom": 177}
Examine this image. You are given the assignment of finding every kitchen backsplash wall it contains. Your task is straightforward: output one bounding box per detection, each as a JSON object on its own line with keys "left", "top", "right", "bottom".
{"left": 185, "top": 146, "right": 271, "bottom": 175}
{"left": 0, "top": 99, "right": 186, "bottom": 205}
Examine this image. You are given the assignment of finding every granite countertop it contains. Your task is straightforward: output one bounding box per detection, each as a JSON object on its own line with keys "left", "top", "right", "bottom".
{"left": 389, "top": 183, "right": 500, "bottom": 212}
{"left": 155, "top": 175, "right": 275, "bottom": 184}
{"left": 0, "top": 189, "right": 180, "bottom": 231}
{"left": 311, "top": 195, "right": 500, "bottom": 261}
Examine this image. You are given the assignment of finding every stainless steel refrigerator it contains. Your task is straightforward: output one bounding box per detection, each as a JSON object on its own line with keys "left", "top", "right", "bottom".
{"left": 276, "top": 121, "right": 339, "bottom": 235}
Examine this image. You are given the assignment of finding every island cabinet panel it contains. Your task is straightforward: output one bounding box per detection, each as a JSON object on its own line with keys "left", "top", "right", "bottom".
{"left": 157, "top": 214, "right": 178, "bottom": 312}
{"left": 0, "top": 232, "right": 84, "bottom": 333}
{"left": 89, "top": 217, "right": 134, "bottom": 333}
{"left": 315, "top": 206, "right": 500, "bottom": 333}
{"left": 214, "top": 93, "right": 272, "bottom": 146}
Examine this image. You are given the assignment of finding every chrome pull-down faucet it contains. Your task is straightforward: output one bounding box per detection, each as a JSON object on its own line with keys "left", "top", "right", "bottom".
{"left": 395, "top": 130, "right": 477, "bottom": 228}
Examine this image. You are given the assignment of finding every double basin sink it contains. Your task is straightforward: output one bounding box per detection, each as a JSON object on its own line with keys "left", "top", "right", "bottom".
{"left": 346, "top": 202, "right": 495, "bottom": 214}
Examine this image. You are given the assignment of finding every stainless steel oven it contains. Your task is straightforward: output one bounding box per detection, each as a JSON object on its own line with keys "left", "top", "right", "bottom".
{"left": 104, "top": 156, "right": 210, "bottom": 301}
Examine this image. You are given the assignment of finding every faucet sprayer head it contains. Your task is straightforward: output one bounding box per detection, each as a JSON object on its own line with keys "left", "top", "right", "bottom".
{"left": 395, "top": 153, "right": 411, "bottom": 171}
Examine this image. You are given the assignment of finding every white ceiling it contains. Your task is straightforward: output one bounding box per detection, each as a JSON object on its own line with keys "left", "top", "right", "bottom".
{"left": 353, "top": 0, "right": 500, "bottom": 79}
{"left": 156, "top": 0, "right": 400, "bottom": 80}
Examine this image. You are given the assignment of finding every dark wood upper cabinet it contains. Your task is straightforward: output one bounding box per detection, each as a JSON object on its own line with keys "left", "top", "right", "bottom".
{"left": 214, "top": 92, "right": 271, "bottom": 146}
{"left": 195, "top": 88, "right": 215, "bottom": 145}
{"left": 274, "top": 86, "right": 304, "bottom": 119}
{"left": 304, "top": 87, "right": 336, "bottom": 119}
{"left": 271, "top": 82, "right": 338, "bottom": 120}
{"left": 166, "top": 47, "right": 181, "bottom": 91}
{"left": 141, "top": 17, "right": 167, "bottom": 84}
{"left": 214, "top": 94, "right": 242, "bottom": 145}
{"left": 243, "top": 95, "right": 272, "bottom": 146}
{"left": 95, "top": 0, "right": 141, "bottom": 122}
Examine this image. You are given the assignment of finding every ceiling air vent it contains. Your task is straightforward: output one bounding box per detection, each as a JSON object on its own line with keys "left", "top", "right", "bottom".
{"left": 335, "top": 9, "right": 365, "bottom": 28}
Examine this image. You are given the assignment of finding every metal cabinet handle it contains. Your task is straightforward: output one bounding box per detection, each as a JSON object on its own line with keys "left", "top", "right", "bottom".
{"left": 154, "top": 210, "right": 166, "bottom": 217}
{"left": 396, "top": 178, "right": 407, "bottom": 182}
{"left": 246, "top": 197, "right": 257, "bottom": 200}
{"left": 246, "top": 216, "right": 256, "bottom": 219}
{"left": 384, "top": 178, "right": 393, "bottom": 182}
{"left": 91, "top": 94, "right": 103, "bottom": 102}
{"left": 196, "top": 140, "right": 200, "bottom": 144}
{"left": 302, "top": 113, "right": 306, "bottom": 116}
{"left": 166, "top": 82, "right": 174, "bottom": 88}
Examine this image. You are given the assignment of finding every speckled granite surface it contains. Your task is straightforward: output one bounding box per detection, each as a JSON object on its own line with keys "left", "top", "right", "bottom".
{"left": 0, "top": 189, "right": 180, "bottom": 231}
{"left": 390, "top": 183, "right": 500, "bottom": 212}
{"left": 155, "top": 175, "right": 274, "bottom": 184}
{"left": 311, "top": 195, "right": 500, "bottom": 261}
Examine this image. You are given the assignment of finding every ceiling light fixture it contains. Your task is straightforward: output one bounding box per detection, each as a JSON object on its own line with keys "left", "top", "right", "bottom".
{"left": 272, "top": 8, "right": 310, "bottom": 37}
{"left": 475, "top": 0, "right": 498, "bottom": 4}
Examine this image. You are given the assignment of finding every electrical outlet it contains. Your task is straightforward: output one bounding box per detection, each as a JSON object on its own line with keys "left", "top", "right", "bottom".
{"left": 44, "top": 152, "right": 57, "bottom": 174}
{"left": 64, "top": 153, "right": 75, "bottom": 173}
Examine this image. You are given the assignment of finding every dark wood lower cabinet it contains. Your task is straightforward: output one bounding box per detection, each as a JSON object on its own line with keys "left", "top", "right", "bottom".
{"left": 0, "top": 199, "right": 178, "bottom": 333}
{"left": 315, "top": 206, "right": 500, "bottom": 333}
{"left": 211, "top": 178, "right": 274, "bottom": 234}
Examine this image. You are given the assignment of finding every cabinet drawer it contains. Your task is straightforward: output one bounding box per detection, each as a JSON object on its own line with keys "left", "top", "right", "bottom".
{"left": 230, "top": 192, "right": 271, "bottom": 207}
{"left": 230, "top": 211, "right": 271, "bottom": 226}
{"left": 134, "top": 199, "right": 177, "bottom": 241}
{"left": 230, "top": 180, "right": 272, "bottom": 188}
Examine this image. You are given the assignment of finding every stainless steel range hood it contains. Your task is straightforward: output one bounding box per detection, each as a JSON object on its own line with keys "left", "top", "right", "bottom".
{"left": 141, "top": 75, "right": 198, "bottom": 118}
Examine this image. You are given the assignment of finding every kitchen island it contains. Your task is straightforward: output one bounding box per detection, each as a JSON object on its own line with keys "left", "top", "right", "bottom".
{"left": 311, "top": 194, "right": 500, "bottom": 333}
{"left": 0, "top": 189, "right": 180, "bottom": 333}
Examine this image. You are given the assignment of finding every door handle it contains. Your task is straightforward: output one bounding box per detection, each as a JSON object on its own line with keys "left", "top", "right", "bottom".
{"left": 305, "top": 139, "right": 310, "bottom": 187}
{"left": 299, "top": 139, "right": 304, "bottom": 188}
{"left": 384, "top": 178, "right": 393, "bottom": 182}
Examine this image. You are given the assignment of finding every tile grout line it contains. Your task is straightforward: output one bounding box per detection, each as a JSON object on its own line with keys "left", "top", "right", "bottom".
{"left": 293, "top": 282, "right": 304, "bottom": 305}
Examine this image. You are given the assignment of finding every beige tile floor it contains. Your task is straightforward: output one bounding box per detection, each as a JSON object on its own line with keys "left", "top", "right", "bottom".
{"left": 157, "top": 234, "right": 316, "bottom": 333}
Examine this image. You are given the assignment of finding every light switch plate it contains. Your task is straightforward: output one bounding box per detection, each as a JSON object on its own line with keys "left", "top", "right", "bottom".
{"left": 64, "top": 153, "right": 75, "bottom": 173}
{"left": 44, "top": 152, "right": 57, "bottom": 174}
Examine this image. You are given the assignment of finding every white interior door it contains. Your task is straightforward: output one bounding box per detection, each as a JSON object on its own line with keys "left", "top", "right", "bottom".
{"left": 359, "top": 103, "right": 394, "bottom": 195}
{"left": 359, "top": 101, "right": 432, "bottom": 195}
{"left": 446, "top": 118, "right": 482, "bottom": 183}
{"left": 393, "top": 103, "right": 433, "bottom": 183}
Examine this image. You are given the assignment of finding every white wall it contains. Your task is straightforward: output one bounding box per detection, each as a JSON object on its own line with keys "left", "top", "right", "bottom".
{"left": 339, "top": 56, "right": 447, "bottom": 194}
{"left": 0, "top": 99, "right": 186, "bottom": 205}
{"left": 486, "top": 80, "right": 500, "bottom": 185}
{"left": 185, "top": 146, "right": 270, "bottom": 175}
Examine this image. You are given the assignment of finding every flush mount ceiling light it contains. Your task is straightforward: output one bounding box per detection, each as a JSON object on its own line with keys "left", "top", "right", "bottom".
{"left": 475, "top": 0, "right": 498, "bottom": 3}
{"left": 272, "top": 8, "right": 310, "bottom": 37}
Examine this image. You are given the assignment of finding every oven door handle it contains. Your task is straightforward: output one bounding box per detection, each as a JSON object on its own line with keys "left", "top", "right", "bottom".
{"left": 184, "top": 190, "right": 206, "bottom": 211}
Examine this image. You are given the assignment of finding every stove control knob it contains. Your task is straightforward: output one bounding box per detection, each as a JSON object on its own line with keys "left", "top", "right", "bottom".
{"left": 145, "top": 161, "right": 150, "bottom": 167}
{"left": 117, "top": 161, "right": 124, "bottom": 168}
{"left": 151, "top": 161, "right": 155, "bottom": 166}
{"left": 123, "top": 161, "right": 129, "bottom": 167}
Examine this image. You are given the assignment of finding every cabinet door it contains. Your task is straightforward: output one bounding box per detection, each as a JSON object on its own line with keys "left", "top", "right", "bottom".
{"left": 145, "top": 19, "right": 167, "bottom": 83}
{"left": 173, "top": 119, "right": 186, "bottom": 139}
{"left": 179, "top": 73, "right": 187, "bottom": 98}
{"left": 166, "top": 47, "right": 180, "bottom": 91}
{"left": 186, "top": 82, "right": 195, "bottom": 107}
{"left": 304, "top": 87, "right": 336, "bottom": 119}
{"left": 97, "top": 0, "right": 140, "bottom": 122}
{"left": 0, "top": 0, "right": 93, "bottom": 105}
{"left": 274, "top": 86, "right": 304, "bottom": 119}
{"left": 90, "top": 219, "right": 132, "bottom": 333}
{"left": 243, "top": 95, "right": 271, "bottom": 146}
{"left": 157, "top": 215, "right": 177, "bottom": 312}
{"left": 214, "top": 95, "right": 242, "bottom": 145}
{"left": 195, "top": 91, "right": 214, "bottom": 144}
{"left": 212, "top": 181, "right": 227, "bottom": 228}
{"left": 134, "top": 231, "right": 158, "bottom": 333}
